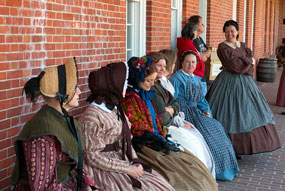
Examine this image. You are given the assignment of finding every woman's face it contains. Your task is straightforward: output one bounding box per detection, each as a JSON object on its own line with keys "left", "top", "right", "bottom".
{"left": 154, "top": 59, "right": 166, "bottom": 79}
{"left": 197, "top": 18, "right": 205, "bottom": 34}
{"left": 139, "top": 72, "right": 157, "bottom": 91}
{"left": 224, "top": 25, "right": 238, "bottom": 43}
{"left": 182, "top": 54, "right": 197, "bottom": 75}
{"left": 64, "top": 87, "right": 81, "bottom": 111}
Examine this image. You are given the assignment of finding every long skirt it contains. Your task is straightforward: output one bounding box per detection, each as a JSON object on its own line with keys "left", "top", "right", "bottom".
{"left": 137, "top": 147, "right": 218, "bottom": 191}
{"left": 206, "top": 70, "right": 281, "bottom": 155}
{"left": 277, "top": 68, "right": 285, "bottom": 106}
{"left": 168, "top": 124, "right": 216, "bottom": 178}
{"left": 85, "top": 150, "right": 175, "bottom": 191}
{"left": 177, "top": 100, "right": 239, "bottom": 181}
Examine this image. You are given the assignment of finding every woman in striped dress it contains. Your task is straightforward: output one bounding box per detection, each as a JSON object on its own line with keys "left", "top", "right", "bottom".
{"left": 79, "top": 62, "right": 175, "bottom": 191}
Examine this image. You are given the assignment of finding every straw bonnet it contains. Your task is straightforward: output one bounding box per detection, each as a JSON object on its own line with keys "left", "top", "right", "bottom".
{"left": 40, "top": 57, "right": 78, "bottom": 104}
{"left": 23, "top": 57, "right": 78, "bottom": 104}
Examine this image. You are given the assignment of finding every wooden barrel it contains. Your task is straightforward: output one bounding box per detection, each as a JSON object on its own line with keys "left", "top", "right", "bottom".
{"left": 257, "top": 58, "right": 277, "bottom": 82}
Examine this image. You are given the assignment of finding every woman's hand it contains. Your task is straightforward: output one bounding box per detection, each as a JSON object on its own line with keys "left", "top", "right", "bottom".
{"left": 203, "top": 112, "right": 211, "bottom": 117}
{"left": 165, "top": 106, "right": 175, "bottom": 116}
{"left": 183, "top": 121, "right": 194, "bottom": 129}
{"left": 127, "top": 164, "right": 144, "bottom": 178}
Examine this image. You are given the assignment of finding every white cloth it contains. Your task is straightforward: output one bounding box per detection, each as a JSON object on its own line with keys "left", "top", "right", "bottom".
{"left": 168, "top": 122, "right": 216, "bottom": 178}
{"left": 159, "top": 76, "right": 175, "bottom": 96}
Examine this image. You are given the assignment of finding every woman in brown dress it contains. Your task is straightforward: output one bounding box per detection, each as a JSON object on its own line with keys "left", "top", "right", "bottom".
{"left": 206, "top": 20, "right": 281, "bottom": 155}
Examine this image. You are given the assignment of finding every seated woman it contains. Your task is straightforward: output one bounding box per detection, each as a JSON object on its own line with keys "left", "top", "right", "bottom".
{"left": 79, "top": 62, "right": 174, "bottom": 191}
{"left": 148, "top": 51, "right": 215, "bottom": 178}
{"left": 11, "top": 57, "right": 94, "bottom": 190}
{"left": 169, "top": 51, "right": 239, "bottom": 181}
{"left": 206, "top": 20, "right": 281, "bottom": 155}
{"left": 121, "top": 56, "right": 218, "bottom": 191}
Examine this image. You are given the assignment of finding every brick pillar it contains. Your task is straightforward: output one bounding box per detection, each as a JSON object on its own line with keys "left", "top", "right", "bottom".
{"left": 245, "top": 0, "right": 254, "bottom": 49}
{"left": 272, "top": 0, "right": 279, "bottom": 52}
{"left": 264, "top": 0, "right": 271, "bottom": 56}
{"left": 236, "top": 0, "right": 245, "bottom": 42}
{"left": 253, "top": 0, "right": 266, "bottom": 58}
{"left": 278, "top": 0, "right": 285, "bottom": 45}
{"left": 146, "top": 0, "right": 171, "bottom": 53}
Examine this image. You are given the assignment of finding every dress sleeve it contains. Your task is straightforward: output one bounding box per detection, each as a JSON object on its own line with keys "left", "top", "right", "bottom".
{"left": 167, "top": 92, "right": 180, "bottom": 117}
{"left": 197, "top": 97, "right": 211, "bottom": 113}
{"left": 151, "top": 87, "right": 174, "bottom": 127}
{"left": 169, "top": 76, "right": 181, "bottom": 99}
{"left": 217, "top": 43, "right": 253, "bottom": 74}
{"left": 81, "top": 114, "right": 130, "bottom": 174}
{"left": 22, "top": 135, "right": 65, "bottom": 190}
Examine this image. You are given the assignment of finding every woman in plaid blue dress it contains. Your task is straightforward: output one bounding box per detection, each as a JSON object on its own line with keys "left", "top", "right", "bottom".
{"left": 170, "top": 50, "right": 239, "bottom": 181}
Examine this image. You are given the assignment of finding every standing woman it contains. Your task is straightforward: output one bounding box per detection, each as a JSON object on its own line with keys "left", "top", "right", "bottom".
{"left": 170, "top": 51, "right": 239, "bottom": 181}
{"left": 188, "top": 15, "right": 211, "bottom": 63}
{"left": 206, "top": 20, "right": 281, "bottom": 155}
{"left": 121, "top": 56, "right": 218, "bottom": 191}
{"left": 177, "top": 22, "right": 207, "bottom": 96}
{"left": 79, "top": 62, "right": 175, "bottom": 191}
{"left": 276, "top": 44, "right": 285, "bottom": 108}
{"left": 11, "top": 57, "right": 93, "bottom": 190}
{"left": 149, "top": 51, "right": 216, "bottom": 178}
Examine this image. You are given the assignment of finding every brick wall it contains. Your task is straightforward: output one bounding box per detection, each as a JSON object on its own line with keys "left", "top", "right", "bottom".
{"left": 182, "top": 0, "right": 199, "bottom": 25}
{"left": 236, "top": 0, "right": 245, "bottom": 42}
{"left": 146, "top": 0, "right": 171, "bottom": 53}
{"left": 245, "top": 0, "right": 253, "bottom": 49}
{"left": 206, "top": 0, "right": 233, "bottom": 48}
{"left": 253, "top": 0, "right": 266, "bottom": 58}
{"left": 0, "top": 0, "right": 126, "bottom": 190}
{"left": 278, "top": 0, "right": 285, "bottom": 45}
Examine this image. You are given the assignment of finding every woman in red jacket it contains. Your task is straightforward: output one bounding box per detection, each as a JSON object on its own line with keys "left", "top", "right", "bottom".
{"left": 177, "top": 22, "right": 207, "bottom": 96}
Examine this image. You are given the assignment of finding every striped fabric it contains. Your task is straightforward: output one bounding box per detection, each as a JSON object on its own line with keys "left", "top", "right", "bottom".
{"left": 79, "top": 105, "right": 174, "bottom": 191}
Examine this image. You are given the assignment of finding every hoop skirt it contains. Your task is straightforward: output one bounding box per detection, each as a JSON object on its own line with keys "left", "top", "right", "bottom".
{"left": 206, "top": 70, "right": 281, "bottom": 154}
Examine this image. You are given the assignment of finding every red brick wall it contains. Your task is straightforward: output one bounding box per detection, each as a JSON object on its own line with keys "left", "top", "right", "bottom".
{"left": 206, "top": 0, "right": 233, "bottom": 48}
{"left": 273, "top": 0, "right": 279, "bottom": 51}
{"left": 236, "top": 0, "right": 245, "bottom": 42}
{"left": 245, "top": 0, "right": 254, "bottom": 49}
{"left": 182, "top": 0, "right": 199, "bottom": 25}
{"left": 278, "top": 0, "right": 285, "bottom": 46}
{"left": 0, "top": 0, "right": 126, "bottom": 190}
{"left": 146, "top": 0, "right": 171, "bottom": 53}
{"left": 253, "top": 0, "right": 266, "bottom": 58}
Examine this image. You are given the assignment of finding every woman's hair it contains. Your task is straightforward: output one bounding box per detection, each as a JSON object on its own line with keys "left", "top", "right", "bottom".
{"left": 181, "top": 22, "right": 198, "bottom": 40}
{"left": 148, "top": 51, "right": 167, "bottom": 64}
{"left": 188, "top": 15, "right": 202, "bottom": 25}
{"left": 180, "top": 50, "right": 199, "bottom": 64}
{"left": 223, "top": 20, "right": 239, "bottom": 39}
{"left": 145, "top": 63, "right": 157, "bottom": 77}
{"left": 159, "top": 49, "right": 177, "bottom": 73}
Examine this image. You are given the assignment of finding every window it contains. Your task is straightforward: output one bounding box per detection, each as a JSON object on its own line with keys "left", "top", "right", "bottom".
{"left": 126, "top": 0, "right": 146, "bottom": 60}
{"left": 199, "top": 0, "right": 207, "bottom": 43}
{"left": 171, "top": 0, "right": 182, "bottom": 50}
